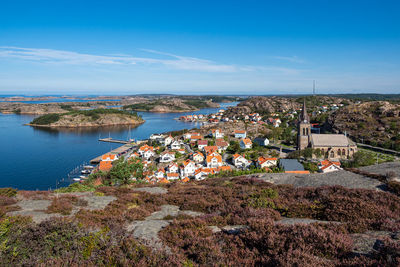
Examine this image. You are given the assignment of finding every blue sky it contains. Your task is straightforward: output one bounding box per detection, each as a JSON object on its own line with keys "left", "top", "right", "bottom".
{"left": 0, "top": 0, "right": 399, "bottom": 95}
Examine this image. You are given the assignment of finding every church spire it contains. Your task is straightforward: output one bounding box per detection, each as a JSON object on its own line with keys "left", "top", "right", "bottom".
{"left": 301, "top": 98, "right": 310, "bottom": 122}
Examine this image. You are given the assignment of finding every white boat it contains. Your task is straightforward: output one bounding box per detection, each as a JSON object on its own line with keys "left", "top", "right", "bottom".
{"left": 83, "top": 165, "right": 94, "bottom": 170}
{"left": 72, "top": 178, "right": 81, "bottom": 181}
{"left": 79, "top": 175, "right": 88, "bottom": 179}
{"left": 81, "top": 170, "right": 91, "bottom": 174}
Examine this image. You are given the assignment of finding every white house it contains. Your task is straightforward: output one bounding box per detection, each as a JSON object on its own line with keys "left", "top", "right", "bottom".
{"left": 170, "top": 140, "right": 181, "bottom": 150}
{"left": 166, "top": 172, "right": 180, "bottom": 180}
{"left": 234, "top": 130, "right": 247, "bottom": 139}
{"left": 240, "top": 138, "right": 252, "bottom": 149}
{"left": 254, "top": 137, "right": 270, "bottom": 147}
{"left": 160, "top": 151, "right": 175, "bottom": 163}
{"left": 206, "top": 152, "right": 223, "bottom": 168}
{"left": 155, "top": 169, "right": 166, "bottom": 179}
{"left": 150, "top": 134, "right": 165, "bottom": 142}
{"left": 164, "top": 135, "right": 174, "bottom": 146}
{"left": 215, "top": 139, "right": 229, "bottom": 153}
{"left": 180, "top": 159, "right": 197, "bottom": 177}
{"left": 257, "top": 157, "right": 277, "bottom": 169}
{"left": 197, "top": 140, "right": 208, "bottom": 150}
{"left": 143, "top": 149, "right": 155, "bottom": 159}
{"left": 318, "top": 160, "right": 342, "bottom": 173}
{"left": 209, "top": 129, "right": 224, "bottom": 139}
{"left": 167, "top": 163, "right": 179, "bottom": 173}
{"left": 192, "top": 151, "right": 205, "bottom": 163}
{"left": 233, "top": 154, "right": 250, "bottom": 168}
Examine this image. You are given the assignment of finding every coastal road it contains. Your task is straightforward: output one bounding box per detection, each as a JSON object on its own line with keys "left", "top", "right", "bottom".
{"left": 183, "top": 143, "right": 194, "bottom": 154}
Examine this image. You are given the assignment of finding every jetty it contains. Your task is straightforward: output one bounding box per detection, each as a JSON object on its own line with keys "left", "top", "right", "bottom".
{"left": 99, "top": 137, "right": 131, "bottom": 144}
{"left": 90, "top": 143, "right": 136, "bottom": 164}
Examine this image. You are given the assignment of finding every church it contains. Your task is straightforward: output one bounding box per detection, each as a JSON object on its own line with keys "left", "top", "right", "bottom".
{"left": 297, "top": 100, "right": 357, "bottom": 159}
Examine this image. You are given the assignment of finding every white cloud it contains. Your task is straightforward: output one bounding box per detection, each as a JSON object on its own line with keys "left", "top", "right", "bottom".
{"left": 0, "top": 46, "right": 305, "bottom": 75}
{"left": 0, "top": 46, "right": 241, "bottom": 72}
{"left": 273, "top": 55, "right": 305, "bottom": 63}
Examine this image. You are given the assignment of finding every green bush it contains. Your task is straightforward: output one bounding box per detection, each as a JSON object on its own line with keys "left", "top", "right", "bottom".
{"left": 31, "top": 113, "right": 60, "bottom": 125}
{"left": 55, "top": 183, "right": 96, "bottom": 193}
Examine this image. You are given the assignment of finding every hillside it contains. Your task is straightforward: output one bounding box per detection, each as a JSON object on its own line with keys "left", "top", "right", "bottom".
{"left": 1, "top": 164, "right": 399, "bottom": 266}
{"left": 28, "top": 109, "right": 144, "bottom": 128}
{"left": 224, "top": 95, "right": 352, "bottom": 116}
{"left": 328, "top": 101, "right": 400, "bottom": 150}
{"left": 123, "top": 97, "right": 219, "bottom": 112}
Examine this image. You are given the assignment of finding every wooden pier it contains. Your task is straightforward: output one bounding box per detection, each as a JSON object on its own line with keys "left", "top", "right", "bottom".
{"left": 99, "top": 138, "right": 130, "bottom": 144}
{"left": 90, "top": 143, "right": 136, "bottom": 164}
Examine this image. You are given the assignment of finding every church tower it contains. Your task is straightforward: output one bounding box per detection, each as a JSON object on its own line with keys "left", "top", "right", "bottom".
{"left": 297, "top": 99, "right": 311, "bottom": 150}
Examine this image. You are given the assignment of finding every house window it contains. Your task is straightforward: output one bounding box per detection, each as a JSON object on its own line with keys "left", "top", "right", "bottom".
{"left": 330, "top": 151, "right": 334, "bottom": 157}
{"left": 342, "top": 149, "right": 346, "bottom": 156}
{"left": 306, "top": 128, "right": 309, "bottom": 135}
{"left": 338, "top": 149, "right": 341, "bottom": 156}
{"left": 303, "top": 128, "right": 305, "bottom": 135}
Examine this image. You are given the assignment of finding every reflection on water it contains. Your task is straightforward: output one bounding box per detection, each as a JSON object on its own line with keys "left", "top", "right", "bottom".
{"left": 32, "top": 124, "right": 138, "bottom": 135}
{"left": 0, "top": 102, "right": 237, "bottom": 190}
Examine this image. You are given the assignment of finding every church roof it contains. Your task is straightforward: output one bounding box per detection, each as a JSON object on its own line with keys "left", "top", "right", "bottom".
{"left": 311, "top": 134, "right": 354, "bottom": 147}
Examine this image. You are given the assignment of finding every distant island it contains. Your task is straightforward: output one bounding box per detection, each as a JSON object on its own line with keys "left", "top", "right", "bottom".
{"left": 27, "top": 109, "right": 144, "bottom": 128}
{"left": 122, "top": 98, "right": 220, "bottom": 113}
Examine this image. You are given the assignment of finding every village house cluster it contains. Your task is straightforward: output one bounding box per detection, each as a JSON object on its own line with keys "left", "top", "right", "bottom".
{"left": 94, "top": 100, "right": 351, "bottom": 184}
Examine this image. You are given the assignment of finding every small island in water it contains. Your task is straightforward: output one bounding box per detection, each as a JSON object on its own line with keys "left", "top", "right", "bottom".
{"left": 27, "top": 109, "right": 144, "bottom": 128}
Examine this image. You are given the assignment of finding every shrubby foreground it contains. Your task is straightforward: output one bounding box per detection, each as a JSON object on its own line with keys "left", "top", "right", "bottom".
{"left": 0, "top": 177, "right": 399, "bottom": 266}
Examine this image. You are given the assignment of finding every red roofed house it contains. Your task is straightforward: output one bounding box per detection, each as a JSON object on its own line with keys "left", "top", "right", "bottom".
{"left": 257, "top": 157, "right": 278, "bottom": 169}
{"left": 197, "top": 140, "right": 208, "bottom": 150}
{"left": 215, "top": 138, "right": 229, "bottom": 153}
{"left": 192, "top": 151, "right": 205, "bottom": 163}
{"left": 167, "top": 163, "right": 179, "bottom": 173}
{"left": 232, "top": 154, "right": 250, "bottom": 168}
{"left": 318, "top": 160, "right": 342, "bottom": 173}
{"left": 203, "top": 145, "right": 218, "bottom": 154}
{"left": 234, "top": 130, "right": 247, "bottom": 138}
{"left": 240, "top": 138, "right": 253, "bottom": 149}
{"left": 166, "top": 172, "right": 180, "bottom": 181}
{"left": 206, "top": 151, "right": 223, "bottom": 168}
{"left": 209, "top": 129, "right": 224, "bottom": 139}
{"left": 180, "top": 159, "right": 197, "bottom": 177}
{"left": 98, "top": 154, "right": 118, "bottom": 171}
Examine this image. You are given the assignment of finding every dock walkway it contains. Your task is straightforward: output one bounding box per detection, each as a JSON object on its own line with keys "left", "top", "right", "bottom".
{"left": 90, "top": 143, "right": 136, "bottom": 164}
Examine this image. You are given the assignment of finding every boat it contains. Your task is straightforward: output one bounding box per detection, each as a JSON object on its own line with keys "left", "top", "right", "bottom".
{"left": 72, "top": 178, "right": 81, "bottom": 181}
{"left": 81, "top": 170, "right": 91, "bottom": 174}
{"left": 79, "top": 175, "right": 88, "bottom": 179}
{"left": 83, "top": 165, "right": 94, "bottom": 170}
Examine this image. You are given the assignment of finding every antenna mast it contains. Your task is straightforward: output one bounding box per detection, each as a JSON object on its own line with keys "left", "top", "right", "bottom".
{"left": 313, "top": 80, "right": 316, "bottom": 95}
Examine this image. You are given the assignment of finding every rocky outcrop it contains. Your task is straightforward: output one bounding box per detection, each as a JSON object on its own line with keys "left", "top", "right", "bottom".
{"left": 28, "top": 113, "right": 144, "bottom": 128}
{"left": 225, "top": 96, "right": 301, "bottom": 116}
{"left": 124, "top": 98, "right": 220, "bottom": 113}
{"left": 328, "top": 101, "right": 400, "bottom": 148}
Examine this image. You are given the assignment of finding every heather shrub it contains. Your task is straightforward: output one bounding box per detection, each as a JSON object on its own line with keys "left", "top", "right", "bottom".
{"left": 18, "top": 190, "right": 51, "bottom": 200}
{"left": 388, "top": 180, "right": 400, "bottom": 196}
{"left": 46, "top": 195, "right": 88, "bottom": 215}
{"left": 1, "top": 217, "right": 180, "bottom": 266}
{"left": 75, "top": 189, "right": 164, "bottom": 228}
{"left": 0, "top": 188, "right": 17, "bottom": 197}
